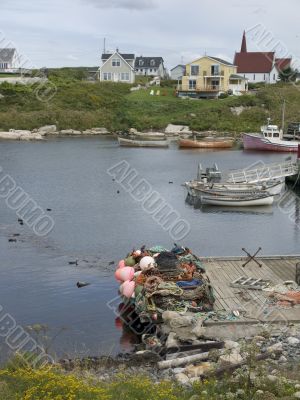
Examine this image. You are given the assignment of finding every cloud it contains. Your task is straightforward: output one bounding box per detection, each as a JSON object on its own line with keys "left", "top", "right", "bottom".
{"left": 84, "top": 0, "right": 156, "bottom": 10}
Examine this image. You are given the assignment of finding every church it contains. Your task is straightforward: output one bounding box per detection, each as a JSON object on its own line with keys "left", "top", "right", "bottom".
{"left": 234, "top": 31, "right": 292, "bottom": 84}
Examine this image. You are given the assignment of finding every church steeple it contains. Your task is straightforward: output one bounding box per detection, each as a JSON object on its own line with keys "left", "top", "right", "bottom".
{"left": 241, "top": 30, "right": 247, "bottom": 53}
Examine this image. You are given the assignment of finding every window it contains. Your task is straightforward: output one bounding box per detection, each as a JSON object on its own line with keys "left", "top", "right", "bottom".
{"left": 211, "top": 64, "right": 220, "bottom": 76}
{"left": 150, "top": 59, "right": 155, "bottom": 67}
{"left": 263, "top": 74, "right": 266, "bottom": 80}
{"left": 150, "top": 69, "right": 152, "bottom": 73}
{"left": 103, "top": 72, "right": 112, "bottom": 81}
{"left": 153, "top": 69, "right": 157, "bottom": 72}
{"left": 139, "top": 59, "right": 144, "bottom": 66}
{"left": 253, "top": 74, "right": 256, "bottom": 80}
{"left": 112, "top": 58, "right": 120, "bottom": 67}
{"left": 273, "top": 73, "right": 276, "bottom": 81}
{"left": 121, "top": 73, "right": 130, "bottom": 81}
{"left": 191, "top": 65, "right": 199, "bottom": 76}
{"left": 0, "top": 63, "right": 8, "bottom": 69}
{"left": 140, "top": 69, "right": 143, "bottom": 72}
{"left": 189, "top": 79, "right": 196, "bottom": 90}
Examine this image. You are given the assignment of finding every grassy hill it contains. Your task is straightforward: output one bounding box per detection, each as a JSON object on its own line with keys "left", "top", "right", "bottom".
{"left": 0, "top": 71, "right": 299, "bottom": 134}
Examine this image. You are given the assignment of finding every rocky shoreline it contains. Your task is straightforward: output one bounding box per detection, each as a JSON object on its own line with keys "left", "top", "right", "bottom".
{"left": 0, "top": 125, "right": 111, "bottom": 140}
{"left": 0, "top": 124, "right": 234, "bottom": 141}
{"left": 55, "top": 324, "right": 300, "bottom": 399}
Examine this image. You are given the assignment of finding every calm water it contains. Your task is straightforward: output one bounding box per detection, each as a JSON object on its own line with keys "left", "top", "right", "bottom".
{"left": 0, "top": 137, "right": 299, "bottom": 360}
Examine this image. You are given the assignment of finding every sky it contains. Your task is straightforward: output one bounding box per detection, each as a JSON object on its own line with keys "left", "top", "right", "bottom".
{"left": 1, "top": 0, "right": 300, "bottom": 70}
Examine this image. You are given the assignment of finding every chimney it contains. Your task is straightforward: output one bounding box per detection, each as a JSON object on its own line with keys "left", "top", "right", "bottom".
{"left": 241, "top": 30, "right": 247, "bottom": 53}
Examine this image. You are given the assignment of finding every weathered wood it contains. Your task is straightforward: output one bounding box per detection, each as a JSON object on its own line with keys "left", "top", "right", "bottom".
{"left": 165, "top": 341, "right": 224, "bottom": 355}
{"left": 158, "top": 351, "right": 211, "bottom": 369}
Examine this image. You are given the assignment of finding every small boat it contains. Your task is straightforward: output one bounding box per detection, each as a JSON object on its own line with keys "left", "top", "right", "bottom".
{"left": 185, "top": 179, "right": 284, "bottom": 197}
{"left": 179, "top": 138, "right": 234, "bottom": 149}
{"left": 200, "top": 193, "right": 274, "bottom": 207}
{"left": 130, "top": 132, "right": 166, "bottom": 141}
{"left": 243, "top": 119, "right": 299, "bottom": 152}
{"left": 118, "top": 137, "right": 169, "bottom": 148}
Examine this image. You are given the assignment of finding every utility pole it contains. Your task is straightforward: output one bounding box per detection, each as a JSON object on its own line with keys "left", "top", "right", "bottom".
{"left": 281, "top": 99, "right": 286, "bottom": 133}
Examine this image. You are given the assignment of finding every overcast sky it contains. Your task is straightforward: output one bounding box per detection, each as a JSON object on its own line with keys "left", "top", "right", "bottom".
{"left": 1, "top": 0, "right": 300, "bottom": 69}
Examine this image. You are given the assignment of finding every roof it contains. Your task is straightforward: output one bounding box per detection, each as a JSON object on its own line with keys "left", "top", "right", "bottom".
{"left": 207, "top": 56, "right": 235, "bottom": 66}
{"left": 171, "top": 64, "right": 185, "bottom": 71}
{"left": 135, "top": 57, "right": 164, "bottom": 68}
{"left": 101, "top": 53, "right": 135, "bottom": 61}
{"left": 0, "top": 48, "right": 16, "bottom": 62}
{"left": 230, "top": 74, "right": 248, "bottom": 80}
{"left": 275, "top": 58, "right": 291, "bottom": 72}
{"left": 234, "top": 52, "right": 275, "bottom": 73}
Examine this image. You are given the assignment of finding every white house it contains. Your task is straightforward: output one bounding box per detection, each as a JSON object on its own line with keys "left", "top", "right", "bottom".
{"left": 170, "top": 65, "right": 186, "bottom": 81}
{"left": 99, "top": 51, "right": 135, "bottom": 83}
{"left": 0, "top": 48, "right": 18, "bottom": 73}
{"left": 134, "top": 57, "right": 167, "bottom": 78}
{"left": 234, "top": 31, "right": 292, "bottom": 84}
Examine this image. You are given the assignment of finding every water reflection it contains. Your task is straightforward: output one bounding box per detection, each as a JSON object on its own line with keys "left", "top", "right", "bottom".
{"left": 185, "top": 194, "right": 274, "bottom": 215}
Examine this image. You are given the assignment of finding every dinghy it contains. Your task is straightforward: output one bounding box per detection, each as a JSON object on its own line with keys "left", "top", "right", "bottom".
{"left": 200, "top": 193, "right": 274, "bottom": 207}
{"left": 179, "top": 138, "right": 234, "bottom": 149}
{"left": 118, "top": 137, "right": 169, "bottom": 148}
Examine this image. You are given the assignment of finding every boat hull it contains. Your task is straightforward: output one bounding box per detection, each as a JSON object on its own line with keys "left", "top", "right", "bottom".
{"left": 243, "top": 133, "right": 298, "bottom": 152}
{"left": 200, "top": 195, "right": 274, "bottom": 207}
{"left": 179, "top": 139, "right": 233, "bottom": 149}
{"left": 118, "top": 137, "right": 169, "bottom": 148}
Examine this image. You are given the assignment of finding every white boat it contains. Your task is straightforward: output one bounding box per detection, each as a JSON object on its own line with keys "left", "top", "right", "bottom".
{"left": 185, "top": 179, "right": 284, "bottom": 197}
{"left": 200, "top": 193, "right": 274, "bottom": 207}
{"left": 118, "top": 137, "right": 169, "bottom": 148}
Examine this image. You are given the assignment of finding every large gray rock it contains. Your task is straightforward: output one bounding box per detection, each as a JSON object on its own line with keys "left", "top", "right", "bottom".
{"left": 175, "top": 373, "right": 190, "bottom": 385}
{"left": 219, "top": 353, "right": 243, "bottom": 366}
{"left": 82, "top": 127, "right": 109, "bottom": 135}
{"left": 60, "top": 129, "right": 82, "bottom": 135}
{"left": 0, "top": 130, "right": 43, "bottom": 140}
{"left": 294, "top": 392, "right": 300, "bottom": 398}
{"left": 165, "top": 124, "right": 191, "bottom": 135}
{"left": 37, "top": 125, "right": 57, "bottom": 135}
{"left": 287, "top": 337, "right": 300, "bottom": 346}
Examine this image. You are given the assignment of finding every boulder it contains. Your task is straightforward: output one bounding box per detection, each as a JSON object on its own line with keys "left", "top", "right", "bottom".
{"left": 294, "top": 393, "right": 300, "bottom": 399}
{"left": 267, "top": 342, "right": 283, "bottom": 353}
{"left": 224, "top": 340, "right": 240, "bottom": 350}
{"left": 0, "top": 130, "right": 43, "bottom": 140}
{"left": 37, "top": 125, "right": 57, "bottom": 135}
{"left": 60, "top": 129, "right": 82, "bottom": 135}
{"left": 287, "top": 337, "right": 300, "bottom": 346}
{"left": 165, "top": 124, "right": 191, "bottom": 135}
{"left": 175, "top": 373, "right": 190, "bottom": 385}
{"left": 83, "top": 128, "right": 109, "bottom": 135}
{"left": 219, "top": 353, "right": 243, "bottom": 366}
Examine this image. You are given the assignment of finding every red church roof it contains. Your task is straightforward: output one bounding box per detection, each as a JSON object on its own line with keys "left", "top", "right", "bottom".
{"left": 234, "top": 52, "right": 275, "bottom": 73}
{"left": 275, "top": 58, "right": 291, "bottom": 71}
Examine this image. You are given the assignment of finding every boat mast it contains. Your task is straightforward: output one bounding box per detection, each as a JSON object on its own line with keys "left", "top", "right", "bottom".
{"left": 281, "top": 99, "right": 286, "bottom": 133}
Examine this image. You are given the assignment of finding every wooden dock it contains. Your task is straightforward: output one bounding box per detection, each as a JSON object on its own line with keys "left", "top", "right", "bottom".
{"left": 200, "top": 255, "right": 300, "bottom": 325}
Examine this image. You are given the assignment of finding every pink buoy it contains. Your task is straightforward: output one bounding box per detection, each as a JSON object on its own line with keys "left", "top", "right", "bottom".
{"left": 122, "top": 280, "right": 135, "bottom": 298}
{"left": 115, "top": 266, "right": 134, "bottom": 282}
{"left": 118, "top": 260, "right": 126, "bottom": 269}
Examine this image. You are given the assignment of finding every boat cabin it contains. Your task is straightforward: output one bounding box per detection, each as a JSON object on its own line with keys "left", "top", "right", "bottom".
{"left": 260, "top": 124, "right": 282, "bottom": 140}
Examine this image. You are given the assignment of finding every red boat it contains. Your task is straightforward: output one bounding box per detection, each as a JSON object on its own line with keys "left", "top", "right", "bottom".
{"left": 243, "top": 122, "right": 299, "bottom": 152}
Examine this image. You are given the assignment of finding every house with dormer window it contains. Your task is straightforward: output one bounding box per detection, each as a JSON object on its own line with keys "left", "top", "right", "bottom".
{"left": 99, "top": 50, "right": 135, "bottom": 83}
{"left": 0, "top": 48, "right": 18, "bottom": 72}
{"left": 134, "top": 57, "right": 167, "bottom": 78}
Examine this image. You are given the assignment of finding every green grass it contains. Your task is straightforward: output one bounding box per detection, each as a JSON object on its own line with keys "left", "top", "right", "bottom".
{"left": 0, "top": 363, "right": 299, "bottom": 400}
{"left": 0, "top": 72, "right": 299, "bottom": 133}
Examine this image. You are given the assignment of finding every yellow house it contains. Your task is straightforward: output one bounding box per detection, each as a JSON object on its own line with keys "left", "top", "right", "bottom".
{"left": 179, "top": 56, "right": 248, "bottom": 98}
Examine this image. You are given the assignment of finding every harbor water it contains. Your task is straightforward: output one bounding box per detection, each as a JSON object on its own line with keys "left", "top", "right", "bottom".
{"left": 0, "top": 136, "right": 299, "bottom": 360}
